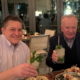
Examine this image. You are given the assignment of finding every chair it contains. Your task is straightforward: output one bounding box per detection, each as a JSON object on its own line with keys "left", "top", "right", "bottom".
{"left": 29, "top": 34, "right": 50, "bottom": 52}
{"left": 39, "top": 25, "right": 57, "bottom": 34}
{"left": 45, "top": 29, "right": 56, "bottom": 37}
{"left": 29, "top": 34, "right": 51, "bottom": 74}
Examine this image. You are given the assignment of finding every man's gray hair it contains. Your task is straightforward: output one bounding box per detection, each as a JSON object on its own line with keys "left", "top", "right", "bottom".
{"left": 61, "top": 14, "right": 78, "bottom": 25}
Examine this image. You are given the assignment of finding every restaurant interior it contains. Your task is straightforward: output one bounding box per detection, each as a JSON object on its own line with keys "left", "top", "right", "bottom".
{"left": 0, "top": 0, "right": 80, "bottom": 77}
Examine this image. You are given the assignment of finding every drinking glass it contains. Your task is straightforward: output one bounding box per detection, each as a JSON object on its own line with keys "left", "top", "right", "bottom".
{"left": 55, "top": 47, "right": 65, "bottom": 64}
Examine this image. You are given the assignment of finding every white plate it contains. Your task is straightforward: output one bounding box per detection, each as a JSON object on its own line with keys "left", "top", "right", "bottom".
{"left": 55, "top": 72, "right": 80, "bottom": 80}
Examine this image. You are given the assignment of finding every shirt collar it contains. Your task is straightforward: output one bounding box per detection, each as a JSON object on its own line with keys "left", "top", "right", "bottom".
{"left": 64, "top": 36, "right": 75, "bottom": 43}
{"left": 2, "top": 34, "right": 21, "bottom": 47}
{"left": 64, "top": 36, "right": 75, "bottom": 48}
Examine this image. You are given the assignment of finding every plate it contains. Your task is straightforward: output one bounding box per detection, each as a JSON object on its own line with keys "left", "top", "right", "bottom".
{"left": 55, "top": 72, "right": 80, "bottom": 80}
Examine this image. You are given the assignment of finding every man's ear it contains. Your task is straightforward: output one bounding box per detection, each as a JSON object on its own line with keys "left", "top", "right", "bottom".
{"left": 61, "top": 25, "right": 63, "bottom": 32}
{"left": 1, "top": 27, "right": 5, "bottom": 34}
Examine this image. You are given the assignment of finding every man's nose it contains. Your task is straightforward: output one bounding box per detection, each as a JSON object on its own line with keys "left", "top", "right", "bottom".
{"left": 15, "top": 31, "right": 19, "bottom": 35}
{"left": 69, "top": 28, "right": 73, "bottom": 32}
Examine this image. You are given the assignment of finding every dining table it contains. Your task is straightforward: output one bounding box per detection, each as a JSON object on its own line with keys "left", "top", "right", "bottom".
{"left": 21, "top": 34, "right": 47, "bottom": 46}
{"left": 41, "top": 69, "right": 64, "bottom": 80}
{"left": 22, "top": 69, "right": 64, "bottom": 80}
{"left": 21, "top": 34, "right": 30, "bottom": 46}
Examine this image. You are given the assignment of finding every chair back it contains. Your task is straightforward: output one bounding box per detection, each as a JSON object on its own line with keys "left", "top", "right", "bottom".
{"left": 39, "top": 25, "right": 57, "bottom": 34}
{"left": 45, "top": 29, "right": 56, "bottom": 37}
{"left": 29, "top": 34, "right": 50, "bottom": 52}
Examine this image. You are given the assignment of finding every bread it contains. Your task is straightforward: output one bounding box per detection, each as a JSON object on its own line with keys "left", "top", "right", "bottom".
{"left": 36, "top": 76, "right": 48, "bottom": 80}
{"left": 26, "top": 76, "right": 48, "bottom": 80}
{"left": 26, "top": 77, "right": 36, "bottom": 80}
{"left": 64, "top": 68, "right": 72, "bottom": 72}
{"left": 64, "top": 66, "right": 80, "bottom": 72}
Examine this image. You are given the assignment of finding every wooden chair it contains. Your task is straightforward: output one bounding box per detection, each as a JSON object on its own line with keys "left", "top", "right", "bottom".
{"left": 45, "top": 29, "right": 56, "bottom": 37}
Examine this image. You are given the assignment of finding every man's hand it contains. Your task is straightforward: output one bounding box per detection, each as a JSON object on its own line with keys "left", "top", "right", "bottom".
{"left": 52, "top": 50, "right": 58, "bottom": 62}
{"left": 14, "top": 63, "right": 38, "bottom": 78}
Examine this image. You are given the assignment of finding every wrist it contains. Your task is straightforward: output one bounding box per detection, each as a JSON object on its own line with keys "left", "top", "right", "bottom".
{"left": 10, "top": 67, "right": 18, "bottom": 78}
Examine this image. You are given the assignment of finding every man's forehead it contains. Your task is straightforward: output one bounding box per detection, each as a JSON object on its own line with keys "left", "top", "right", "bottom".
{"left": 62, "top": 21, "right": 77, "bottom": 25}
{"left": 62, "top": 17, "right": 77, "bottom": 21}
{"left": 62, "top": 19, "right": 77, "bottom": 27}
{"left": 62, "top": 17, "right": 77, "bottom": 24}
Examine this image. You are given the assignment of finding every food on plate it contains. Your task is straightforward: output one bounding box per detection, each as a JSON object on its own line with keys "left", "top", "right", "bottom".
{"left": 26, "top": 76, "right": 48, "bottom": 80}
{"left": 77, "top": 72, "right": 80, "bottom": 76}
{"left": 55, "top": 66, "right": 80, "bottom": 80}
{"left": 64, "top": 68, "right": 72, "bottom": 72}
{"left": 36, "top": 76, "right": 48, "bottom": 80}
{"left": 64, "top": 66, "right": 80, "bottom": 73}
{"left": 63, "top": 73, "right": 77, "bottom": 80}
{"left": 55, "top": 72, "right": 78, "bottom": 80}
{"left": 26, "top": 77, "right": 36, "bottom": 80}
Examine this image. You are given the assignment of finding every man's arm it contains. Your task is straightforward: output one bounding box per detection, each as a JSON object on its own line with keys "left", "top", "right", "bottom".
{"left": 0, "top": 63, "right": 38, "bottom": 80}
{"left": 0, "top": 68, "right": 16, "bottom": 80}
{"left": 46, "top": 35, "right": 64, "bottom": 71}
